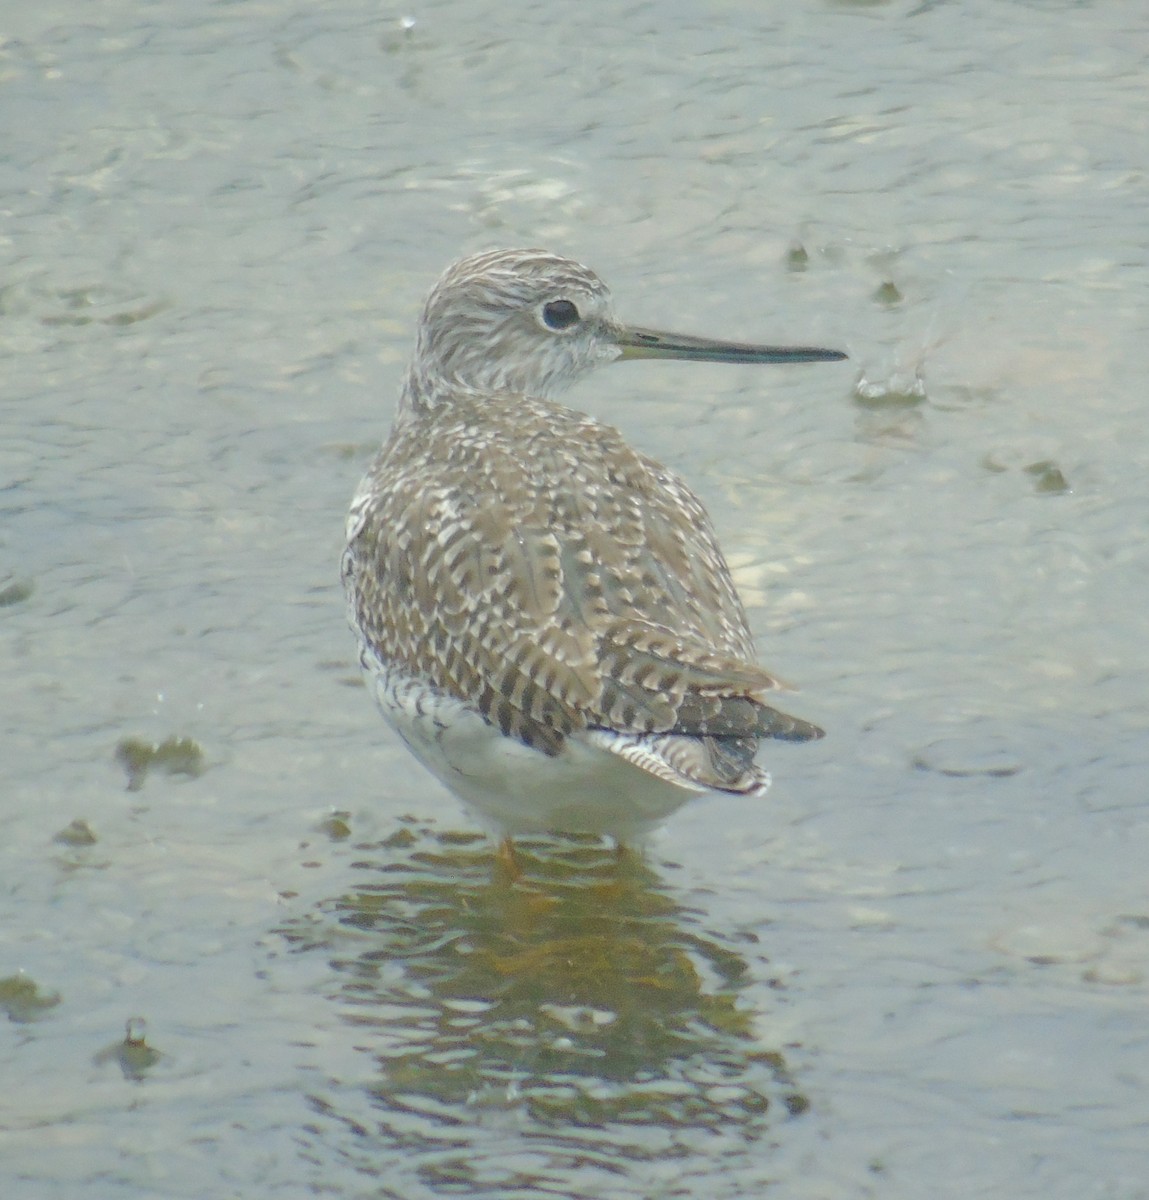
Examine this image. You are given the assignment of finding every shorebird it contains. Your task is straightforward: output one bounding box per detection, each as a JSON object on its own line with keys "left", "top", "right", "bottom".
{"left": 343, "top": 249, "right": 845, "bottom": 843}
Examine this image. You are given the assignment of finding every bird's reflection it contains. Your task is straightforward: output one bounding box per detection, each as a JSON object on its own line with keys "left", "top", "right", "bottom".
{"left": 284, "top": 822, "right": 806, "bottom": 1150}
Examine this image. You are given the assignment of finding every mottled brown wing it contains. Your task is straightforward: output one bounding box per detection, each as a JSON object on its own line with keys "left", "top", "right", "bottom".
{"left": 345, "top": 394, "right": 816, "bottom": 754}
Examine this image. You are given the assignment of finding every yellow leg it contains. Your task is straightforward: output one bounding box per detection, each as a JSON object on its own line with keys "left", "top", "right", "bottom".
{"left": 495, "top": 834, "right": 521, "bottom": 881}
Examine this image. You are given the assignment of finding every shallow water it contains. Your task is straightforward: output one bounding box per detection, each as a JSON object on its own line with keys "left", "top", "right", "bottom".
{"left": 3, "top": 2, "right": 1148, "bottom": 1197}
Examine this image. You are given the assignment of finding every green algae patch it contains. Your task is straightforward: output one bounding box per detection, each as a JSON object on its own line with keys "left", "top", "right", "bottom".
{"left": 115, "top": 736, "right": 206, "bottom": 791}
{"left": 0, "top": 974, "right": 62, "bottom": 1023}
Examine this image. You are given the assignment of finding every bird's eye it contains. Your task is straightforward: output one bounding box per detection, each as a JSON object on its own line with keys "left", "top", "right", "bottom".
{"left": 541, "top": 299, "right": 580, "bottom": 331}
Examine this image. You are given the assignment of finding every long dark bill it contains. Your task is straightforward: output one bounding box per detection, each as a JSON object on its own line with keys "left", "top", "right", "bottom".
{"left": 617, "top": 325, "right": 846, "bottom": 365}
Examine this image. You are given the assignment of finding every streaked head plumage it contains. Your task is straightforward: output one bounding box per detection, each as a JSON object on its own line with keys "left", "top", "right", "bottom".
{"left": 409, "top": 248, "right": 623, "bottom": 401}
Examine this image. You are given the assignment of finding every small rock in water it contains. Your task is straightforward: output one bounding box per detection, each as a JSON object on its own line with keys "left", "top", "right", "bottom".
{"left": 1024, "top": 459, "right": 1070, "bottom": 494}
{"left": 318, "top": 811, "right": 353, "bottom": 841}
{"left": 0, "top": 577, "right": 34, "bottom": 606}
{"left": 980, "top": 450, "right": 1070, "bottom": 494}
{"left": 53, "top": 818, "right": 98, "bottom": 847}
{"left": 785, "top": 242, "right": 809, "bottom": 272}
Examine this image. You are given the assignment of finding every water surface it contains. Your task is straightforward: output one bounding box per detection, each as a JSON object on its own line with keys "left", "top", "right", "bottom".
{"left": 2, "top": 2, "right": 1148, "bottom": 1197}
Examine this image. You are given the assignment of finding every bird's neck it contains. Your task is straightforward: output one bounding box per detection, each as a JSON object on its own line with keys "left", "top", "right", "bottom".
{"left": 397, "top": 362, "right": 464, "bottom": 420}
{"left": 397, "top": 360, "right": 570, "bottom": 425}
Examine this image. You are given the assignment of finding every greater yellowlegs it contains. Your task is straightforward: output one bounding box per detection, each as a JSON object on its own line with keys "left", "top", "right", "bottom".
{"left": 343, "top": 249, "right": 845, "bottom": 842}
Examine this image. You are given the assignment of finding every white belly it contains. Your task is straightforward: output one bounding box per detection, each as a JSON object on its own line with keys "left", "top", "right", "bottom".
{"left": 364, "top": 657, "right": 710, "bottom": 842}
